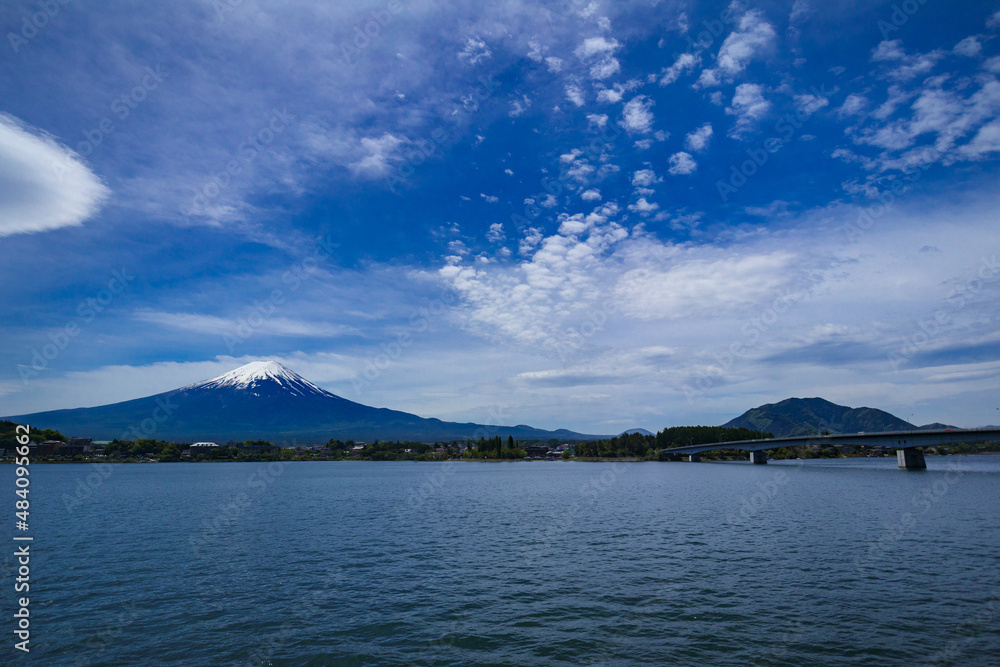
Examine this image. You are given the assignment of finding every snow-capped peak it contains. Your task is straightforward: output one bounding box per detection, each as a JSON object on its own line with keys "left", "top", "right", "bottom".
{"left": 188, "top": 360, "right": 331, "bottom": 397}
{"left": 211, "top": 360, "right": 293, "bottom": 385}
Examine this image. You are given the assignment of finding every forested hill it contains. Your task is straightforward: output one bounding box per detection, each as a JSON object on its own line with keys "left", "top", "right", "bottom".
{"left": 722, "top": 397, "right": 916, "bottom": 437}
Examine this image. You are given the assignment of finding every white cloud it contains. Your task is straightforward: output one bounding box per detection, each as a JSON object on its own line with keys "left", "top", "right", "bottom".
{"left": 350, "top": 133, "right": 406, "bottom": 176}
{"left": 959, "top": 119, "right": 1000, "bottom": 158}
{"left": 696, "top": 10, "right": 776, "bottom": 87}
{"left": 588, "top": 56, "right": 621, "bottom": 80}
{"left": 560, "top": 149, "right": 595, "bottom": 182}
{"left": 837, "top": 93, "right": 868, "bottom": 117}
{"left": 660, "top": 53, "right": 699, "bottom": 86}
{"left": 580, "top": 189, "right": 602, "bottom": 201}
{"left": 870, "top": 40, "right": 942, "bottom": 81}
{"left": 872, "top": 39, "right": 906, "bottom": 62}
{"left": 0, "top": 113, "right": 110, "bottom": 237}
{"left": 438, "top": 209, "right": 629, "bottom": 350}
{"left": 790, "top": 0, "right": 812, "bottom": 24}
{"left": 622, "top": 96, "right": 654, "bottom": 134}
{"left": 632, "top": 169, "right": 658, "bottom": 187}
{"left": 726, "top": 84, "right": 771, "bottom": 137}
{"left": 508, "top": 95, "right": 532, "bottom": 117}
{"left": 545, "top": 57, "right": 564, "bottom": 73}
{"left": 684, "top": 123, "right": 714, "bottom": 152}
{"left": 574, "top": 36, "right": 621, "bottom": 80}
{"left": 519, "top": 226, "right": 543, "bottom": 255}
{"left": 668, "top": 151, "right": 697, "bottom": 175}
{"left": 953, "top": 36, "right": 982, "bottom": 57}
{"left": 458, "top": 37, "right": 492, "bottom": 65}
{"left": 575, "top": 36, "right": 619, "bottom": 58}
{"left": 615, "top": 250, "right": 799, "bottom": 320}
{"left": 565, "top": 84, "right": 585, "bottom": 107}
{"left": 794, "top": 93, "right": 830, "bottom": 115}
{"left": 487, "top": 222, "right": 506, "bottom": 243}
{"left": 989, "top": 10, "right": 1000, "bottom": 29}
{"left": 851, "top": 74, "right": 1000, "bottom": 165}
{"left": 628, "top": 197, "right": 659, "bottom": 214}
{"left": 597, "top": 88, "right": 622, "bottom": 103}
{"left": 134, "top": 311, "right": 358, "bottom": 338}
{"left": 526, "top": 39, "right": 544, "bottom": 62}
{"left": 480, "top": 193, "right": 499, "bottom": 203}
{"left": 586, "top": 113, "right": 608, "bottom": 129}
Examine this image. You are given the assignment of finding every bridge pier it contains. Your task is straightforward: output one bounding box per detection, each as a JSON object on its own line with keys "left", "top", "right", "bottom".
{"left": 749, "top": 451, "right": 768, "bottom": 465}
{"left": 897, "top": 448, "right": 926, "bottom": 470}
{"left": 688, "top": 454, "right": 701, "bottom": 462}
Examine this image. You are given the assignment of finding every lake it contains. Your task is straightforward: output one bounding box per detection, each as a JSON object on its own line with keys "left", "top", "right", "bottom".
{"left": 5, "top": 457, "right": 1000, "bottom": 665}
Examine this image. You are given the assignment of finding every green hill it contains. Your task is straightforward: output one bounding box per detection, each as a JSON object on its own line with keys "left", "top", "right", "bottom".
{"left": 721, "top": 397, "right": 917, "bottom": 437}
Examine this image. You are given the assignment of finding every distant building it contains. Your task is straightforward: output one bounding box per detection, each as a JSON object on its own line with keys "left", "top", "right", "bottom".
{"left": 524, "top": 445, "right": 549, "bottom": 457}
{"left": 189, "top": 442, "right": 220, "bottom": 455}
{"left": 32, "top": 441, "right": 65, "bottom": 456}
{"left": 58, "top": 443, "right": 86, "bottom": 456}
{"left": 237, "top": 443, "right": 279, "bottom": 455}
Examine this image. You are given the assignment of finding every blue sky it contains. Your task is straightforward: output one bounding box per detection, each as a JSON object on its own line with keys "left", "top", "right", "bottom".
{"left": 2, "top": 0, "right": 1000, "bottom": 433}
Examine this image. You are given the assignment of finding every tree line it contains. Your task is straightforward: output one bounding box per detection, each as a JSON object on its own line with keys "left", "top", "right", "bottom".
{"left": 575, "top": 426, "right": 773, "bottom": 459}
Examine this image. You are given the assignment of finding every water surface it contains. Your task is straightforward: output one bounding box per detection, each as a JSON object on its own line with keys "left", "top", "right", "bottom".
{"left": 5, "top": 457, "right": 1000, "bottom": 665}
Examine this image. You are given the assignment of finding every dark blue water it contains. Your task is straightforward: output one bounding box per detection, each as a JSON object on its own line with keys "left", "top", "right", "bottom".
{"left": 4, "top": 457, "right": 1000, "bottom": 665}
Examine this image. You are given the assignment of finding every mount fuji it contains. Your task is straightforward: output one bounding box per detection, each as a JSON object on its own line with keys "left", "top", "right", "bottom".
{"left": 3, "top": 361, "right": 597, "bottom": 443}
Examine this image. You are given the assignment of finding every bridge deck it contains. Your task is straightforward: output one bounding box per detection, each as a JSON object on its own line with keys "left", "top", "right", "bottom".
{"left": 661, "top": 428, "right": 1000, "bottom": 455}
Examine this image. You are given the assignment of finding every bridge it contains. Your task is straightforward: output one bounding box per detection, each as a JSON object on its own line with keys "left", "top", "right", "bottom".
{"left": 660, "top": 429, "right": 1000, "bottom": 469}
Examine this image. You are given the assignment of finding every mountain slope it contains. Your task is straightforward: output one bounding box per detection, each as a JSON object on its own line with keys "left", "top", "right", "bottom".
{"left": 4, "top": 361, "right": 597, "bottom": 443}
{"left": 722, "top": 397, "right": 917, "bottom": 437}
